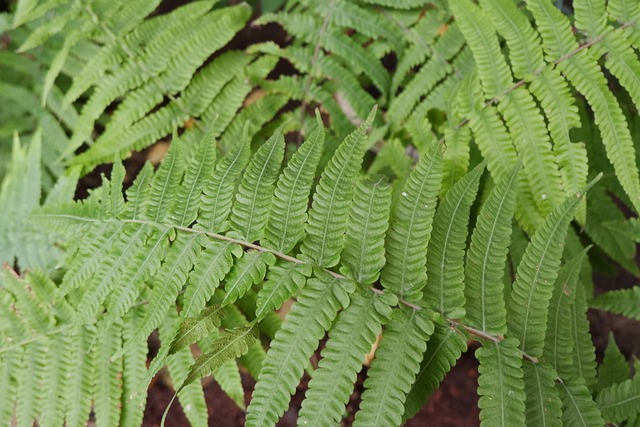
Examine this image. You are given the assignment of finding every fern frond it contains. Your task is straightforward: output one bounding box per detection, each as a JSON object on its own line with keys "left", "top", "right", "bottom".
{"left": 523, "top": 362, "right": 563, "bottom": 426}
{"left": 424, "top": 161, "right": 484, "bottom": 318}
{"left": 298, "top": 289, "right": 395, "bottom": 425}
{"left": 403, "top": 320, "right": 468, "bottom": 421}
{"left": 255, "top": 262, "right": 311, "bottom": 320}
{"left": 169, "top": 127, "right": 217, "bottom": 227}
{"left": 476, "top": 338, "right": 526, "bottom": 426}
{"left": 571, "top": 281, "right": 599, "bottom": 391}
{"left": 596, "top": 375, "right": 640, "bottom": 423}
{"left": 464, "top": 164, "right": 520, "bottom": 334}
{"left": 543, "top": 249, "right": 588, "bottom": 379}
{"left": 527, "top": 0, "right": 640, "bottom": 213}
{"left": 597, "top": 334, "right": 630, "bottom": 391}
{"left": 340, "top": 175, "right": 392, "bottom": 284}
{"left": 197, "top": 125, "right": 250, "bottom": 233}
{"left": 557, "top": 377, "right": 605, "bottom": 427}
{"left": 355, "top": 307, "right": 434, "bottom": 427}
{"left": 507, "top": 178, "right": 597, "bottom": 358}
{"left": 300, "top": 108, "right": 375, "bottom": 267}
{"left": 590, "top": 287, "right": 640, "bottom": 321}
{"left": 158, "top": 309, "right": 208, "bottom": 427}
{"left": 93, "top": 319, "right": 123, "bottom": 427}
{"left": 119, "top": 308, "right": 148, "bottom": 427}
{"left": 262, "top": 115, "right": 325, "bottom": 253}
{"left": 183, "top": 241, "right": 241, "bottom": 318}
{"left": 143, "top": 138, "right": 185, "bottom": 223}
{"left": 169, "top": 305, "right": 227, "bottom": 355}
{"left": 221, "top": 251, "right": 276, "bottom": 306}
{"left": 245, "top": 276, "right": 355, "bottom": 427}
{"left": 230, "top": 125, "right": 285, "bottom": 242}
{"left": 179, "top": 325, "right": 257, "bottom": 391}
{"left": 380, "top": 141, "right": 443, "bottom": 302}
{"left": 111, "top": 231, "right": 199, "bottom": 360}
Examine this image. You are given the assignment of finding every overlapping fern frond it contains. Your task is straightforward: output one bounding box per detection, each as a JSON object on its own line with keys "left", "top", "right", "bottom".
{"left": 11, "top": 0, "right": 260, "bottom": 170}
{"left": 4, "top": 107, "right": 628, "bottom": 425}
{"left": 3, "top": 0, "right": 640, "bottom": 425}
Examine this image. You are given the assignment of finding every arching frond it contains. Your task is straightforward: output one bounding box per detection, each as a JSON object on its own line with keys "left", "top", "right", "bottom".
{"left": 596, "top": 375, "right": 640, "bottom": 423}
{"left": 464, "top": 164, "right": 520, "bottom": 334}
{"left": 245, "top": 277, "right": 355, "bottom": 427}
{"left": 590, "top": 287, "right": 640, "bottom": 321}
{"left": 543, "top": 249, "right": 589, "bottom": 379}
{"left": 523, "top": 362, "right": 563, "bottom": 426}
{"left": 262, "top": 116, "right": 325, "bottom": 253}
{"left": 355, "top": 308, "right": 434, "bottom": 427}
{"left": 298, "top": 289, "right": 394, "bottom": 425}
{"left": 597, "top": 334, "right": 630, "bottom": 391}
{"left": 402, "top": 321, "right": 468, "bottom": 422}
{"left": 424, "top": 161, "right": 484, "bottom": 318}
{"left": 340, "top": 175, "right": 392, "bottom": 284}
{"left": 380, "top": 141, "right": 443, "bottom": 302}
{"left": 507, "top": 178, "right": 598, "bottom": 358}
{"left": 476, "top": 338, "right": 526, "bottom": 426}
{"left": 300, "top": 108, "right": 375, "bottom": 267}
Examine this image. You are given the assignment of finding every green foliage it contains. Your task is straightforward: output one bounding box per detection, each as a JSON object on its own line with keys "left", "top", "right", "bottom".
{"left": 2, "top": 0, "right": 640, "bottom": 425}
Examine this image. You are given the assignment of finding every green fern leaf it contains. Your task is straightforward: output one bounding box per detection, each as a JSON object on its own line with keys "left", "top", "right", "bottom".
{"left": 179, "top": 325, "right": 257, "bottom": 391}
{"left": 557, "top": 378, "right": 605, "bottom": 427}
{"left": 214, "top": 358, "right": 246, "bottom": 409}
{"left": 93, "top": 320, "right": 123, "bottom": 427}
{"left": 64, "top": 326, "right": 96, "bottom": 427}
{"left": 298, "top": 289, "right": 394, "bottom": 426}
{"left": 119, "top": 308, "right": 149, "bottom": 427}
{"left": 522, "top": 362, "right": 562, "bottom": 426}
{"left": 143, "top": 138, "right": 185, "bottom": 222}
{"left": 221, "top": 251, "right": 276, "bottom": 306}
{"left": 596, "top": 375, "right": 640, "bottom": 423}
{"left": 424, "top": 161, "right": 485, "bottom": 318}
{"left": 340, "top": 175, "right": 392, "bottom": 284}
{"left": 452, "top": 0, "right": 564, "bottom": 215}
{"left": 168, "top": 127, "right": 217, "bottom": 226}
{"left": 590, "top": 287, "right": 640, "bottom": 321}
{"left": 169, "top": 305, "right": 227, "bottom": 355}
{"left": 464, "top": 164, "right": 519, "bottom": 334}
{"left": 507, "top": 178, "right": 598, "bottom": 358}
{"left": 543, "top": 249, "right": 588, "bottom": 379}
{"left": 597, "top": 333, "right": 630, "bottom": 391}
{"left": 197, "top": 124, "right": 250, "bottom": 233}
{"left": 354, "top": 307, "right": 434, "bottom": 427}
{"left": 73, "top": 223, "right": 156, "bottom": 324}
{"left": 255, "top": 262, "right": 312, "bottom": 320}
{"left": 218, "top": 300, "right": 268, "bottom": 379}
{"left": 230, "top": 125, "right": 285, "bottom": 242}
{"left": 300, "top": 108, "right": 376, "bottom": 267}
{"left": 183, "top": 240, "right": 241, "bottom": 318}
{"left": 476, "top": 338, "right": 526, "bottom": 427}
{"left": 123, "top": 162, "right": 155, "bottom": 219}
{"left": 113, "top": 232, "right": 201, "bottom": 360}
{"left": 380, "top": 141, "right": 443, "bottom": 302}
{"left": 402, "top": 320, "right": 467, "bottom": 421}
{"left": 527, "top": 0, "right": 640, "bottom": 213}
{"left": 158, "top": 309, "right": 208, "bottom": 427}
{"left": 262, "top": 115, "right": 325, "bottom": 253}
{"left": 99, "top": 226, "right": 170, "bottom": 334}
{"left": 571, "top": 281, "right": 599, "bottom": 391}
{"left": 245, "top": 276, "right": 355, "bottom": 427}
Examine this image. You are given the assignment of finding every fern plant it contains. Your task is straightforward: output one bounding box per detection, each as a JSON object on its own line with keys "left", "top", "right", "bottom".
{"left": 2, "top": 0, "right": 640, "bottom": 425}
